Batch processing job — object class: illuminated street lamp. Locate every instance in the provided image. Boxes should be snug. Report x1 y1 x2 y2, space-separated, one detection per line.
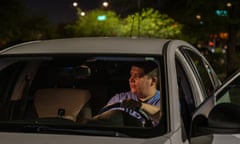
195 14 203 25
72 2 85 17
196 14 201 20
102 1 109 8
226 2 232 7
73 2 78 7
80 11 86 16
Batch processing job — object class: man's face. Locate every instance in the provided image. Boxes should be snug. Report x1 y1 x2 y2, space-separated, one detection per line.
129 66 152 99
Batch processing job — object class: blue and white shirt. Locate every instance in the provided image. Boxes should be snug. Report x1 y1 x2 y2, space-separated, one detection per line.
105 91 160 126
107 91 160 107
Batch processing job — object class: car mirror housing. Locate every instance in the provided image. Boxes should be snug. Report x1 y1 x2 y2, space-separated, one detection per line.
207 103 240 133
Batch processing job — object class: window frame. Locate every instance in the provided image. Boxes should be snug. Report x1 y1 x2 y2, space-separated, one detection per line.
0 55 166 138
179 47 219 101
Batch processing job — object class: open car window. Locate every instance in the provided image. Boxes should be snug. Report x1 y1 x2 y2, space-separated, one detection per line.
189 71 240 139
0 55 165 138
216 71 240 105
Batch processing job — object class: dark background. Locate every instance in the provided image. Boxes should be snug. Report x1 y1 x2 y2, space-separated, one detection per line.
1 0 240 78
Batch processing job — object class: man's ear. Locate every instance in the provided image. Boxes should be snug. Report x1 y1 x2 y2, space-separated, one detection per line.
151 76 158 86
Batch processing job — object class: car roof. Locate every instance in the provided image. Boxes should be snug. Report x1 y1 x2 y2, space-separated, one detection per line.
0 37 169 56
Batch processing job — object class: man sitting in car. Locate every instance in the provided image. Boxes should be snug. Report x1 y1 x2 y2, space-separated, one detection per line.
95 62 161 127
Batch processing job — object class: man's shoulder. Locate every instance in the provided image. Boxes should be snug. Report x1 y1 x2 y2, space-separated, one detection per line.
108 91 136 104
116 91 133 97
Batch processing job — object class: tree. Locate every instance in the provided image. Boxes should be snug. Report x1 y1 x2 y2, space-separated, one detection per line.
0 0 26 47
119 8 182 38
0 0 58 49
65 8 182 39
65 9 121 37
111 0 162 17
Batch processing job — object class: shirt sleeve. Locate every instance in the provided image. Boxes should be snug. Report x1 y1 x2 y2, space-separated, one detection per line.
107 91 135 105
107 93 121 105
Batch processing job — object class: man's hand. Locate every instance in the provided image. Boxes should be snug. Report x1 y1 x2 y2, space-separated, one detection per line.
121 99 142 110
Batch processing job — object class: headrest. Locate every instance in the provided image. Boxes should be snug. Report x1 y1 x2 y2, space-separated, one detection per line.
34 88 91 121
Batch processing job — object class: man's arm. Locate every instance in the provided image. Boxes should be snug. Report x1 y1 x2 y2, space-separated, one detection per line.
141 103 161 122
121 99 162 123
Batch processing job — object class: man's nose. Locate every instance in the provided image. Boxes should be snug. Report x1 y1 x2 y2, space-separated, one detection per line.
129 76 135 82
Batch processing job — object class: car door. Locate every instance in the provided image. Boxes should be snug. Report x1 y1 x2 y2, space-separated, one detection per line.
164 40 219 144
179 46 221 105
172 43 222 144
190 71 240 144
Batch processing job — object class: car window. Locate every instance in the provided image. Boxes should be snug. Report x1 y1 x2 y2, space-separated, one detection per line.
181 48 216 99
0 55 165 138
216 76 240 106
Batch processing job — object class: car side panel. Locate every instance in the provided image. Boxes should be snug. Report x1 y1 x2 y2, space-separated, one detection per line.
0 132 172 144
212 134 240 144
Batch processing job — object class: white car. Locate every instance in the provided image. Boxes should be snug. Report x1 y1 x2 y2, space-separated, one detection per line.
0 37 239 144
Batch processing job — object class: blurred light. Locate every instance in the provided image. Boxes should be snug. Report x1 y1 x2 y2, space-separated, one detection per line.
102 1 109 8
97 15 106 21
216 10 228 16
210 48 215 53
209 41 214 47
226 2 232 7
224 45 228 49
196 14 201 20
80 11 86 16
73 2 78 7
219 32 228 39
222 49 226 54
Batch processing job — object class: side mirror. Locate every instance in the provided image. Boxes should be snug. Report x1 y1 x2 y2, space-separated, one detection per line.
207 103 240 133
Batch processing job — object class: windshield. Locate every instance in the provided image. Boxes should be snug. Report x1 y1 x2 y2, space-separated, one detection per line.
0 55 165 138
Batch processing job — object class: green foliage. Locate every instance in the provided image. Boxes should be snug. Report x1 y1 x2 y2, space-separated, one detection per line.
65 8 182 38
65 9 121 37
119 8 182 38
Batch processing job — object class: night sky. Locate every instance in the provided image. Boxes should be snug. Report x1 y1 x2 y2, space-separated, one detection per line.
22 0 100 24
21 0 166 24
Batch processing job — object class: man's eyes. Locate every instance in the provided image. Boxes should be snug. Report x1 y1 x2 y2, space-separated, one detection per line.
130 74 143 79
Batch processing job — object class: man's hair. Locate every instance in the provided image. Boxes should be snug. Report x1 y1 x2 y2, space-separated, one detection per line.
132 61 159 79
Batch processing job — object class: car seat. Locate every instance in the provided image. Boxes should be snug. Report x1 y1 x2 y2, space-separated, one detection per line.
33 88 92 123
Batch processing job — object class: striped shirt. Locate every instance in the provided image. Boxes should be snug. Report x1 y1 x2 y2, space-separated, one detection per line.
106 91 160 126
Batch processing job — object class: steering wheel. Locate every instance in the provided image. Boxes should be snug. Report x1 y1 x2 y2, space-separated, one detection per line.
98 103 153 127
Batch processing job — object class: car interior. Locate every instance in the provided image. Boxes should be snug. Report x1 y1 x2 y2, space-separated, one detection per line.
0 55 163 132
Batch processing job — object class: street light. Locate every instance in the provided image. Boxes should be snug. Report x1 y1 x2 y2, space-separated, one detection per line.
102 1 109 8
80 11 86 16
226 2 232 7
72 2 86 17
196 14 201 20
196 14 203 25
72 2 78 7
